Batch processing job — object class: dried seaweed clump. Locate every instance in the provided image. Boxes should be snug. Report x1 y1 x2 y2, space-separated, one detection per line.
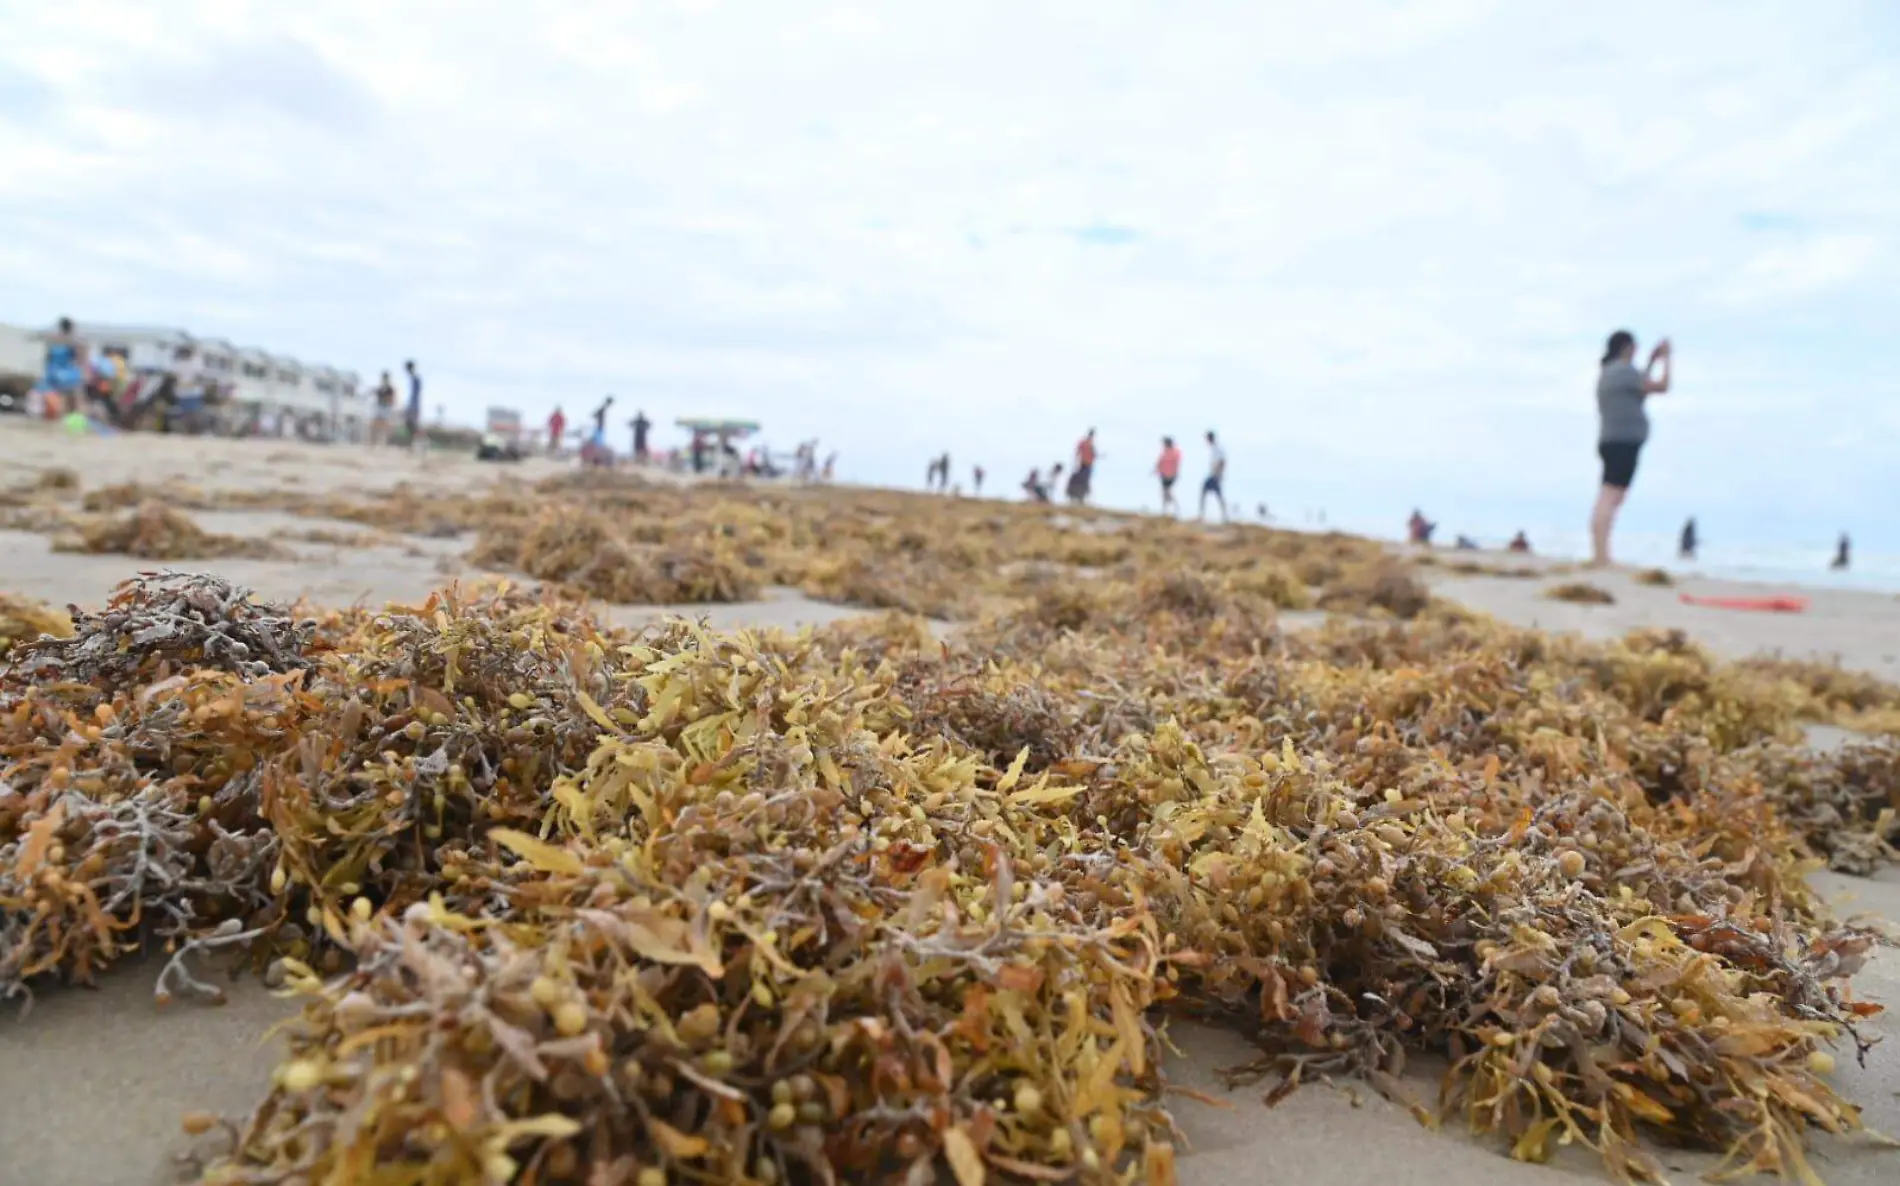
81 481 208 513
1634 567 1675 587
1735 740 1900 874
492 510 760 604
0 592 72 652
54 501 288 561
1736 654 1900 733
893 658 1083 771
0 576 319 1002
1317 559 1431 619
6 572 313 688
1445 560 1540 579
1546 580 1616 605
1222 562 1315 610
35 466 80 493
801 553 967 619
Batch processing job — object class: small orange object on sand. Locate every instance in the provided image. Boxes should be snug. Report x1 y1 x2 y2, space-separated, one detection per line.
1679 593 1809 613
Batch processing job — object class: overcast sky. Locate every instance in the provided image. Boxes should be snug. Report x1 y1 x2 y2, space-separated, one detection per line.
2 1 1894 546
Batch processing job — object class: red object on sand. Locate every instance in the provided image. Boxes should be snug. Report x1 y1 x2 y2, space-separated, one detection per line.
1678 593 1809 613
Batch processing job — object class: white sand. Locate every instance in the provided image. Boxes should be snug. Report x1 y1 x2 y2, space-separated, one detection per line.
1424 549 1900 682
2 422 1895 1185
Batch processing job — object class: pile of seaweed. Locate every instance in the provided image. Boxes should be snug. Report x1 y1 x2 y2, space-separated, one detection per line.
3 567 1897 1185
53 501 288 561
17 466 1397 619
0 592 71 653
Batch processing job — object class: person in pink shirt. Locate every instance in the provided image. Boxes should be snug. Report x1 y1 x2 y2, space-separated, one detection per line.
1155 436 1182 515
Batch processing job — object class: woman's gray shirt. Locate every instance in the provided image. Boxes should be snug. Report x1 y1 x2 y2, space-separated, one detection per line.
1597 361 1648 444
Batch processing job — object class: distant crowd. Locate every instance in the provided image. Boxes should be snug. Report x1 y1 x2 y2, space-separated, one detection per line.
922 428 1234 522
539 397 836 483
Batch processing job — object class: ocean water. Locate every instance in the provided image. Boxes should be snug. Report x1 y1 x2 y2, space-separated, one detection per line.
1467 527 1900 595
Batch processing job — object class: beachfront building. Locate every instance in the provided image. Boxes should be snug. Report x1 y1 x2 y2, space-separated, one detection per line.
54 321 368 439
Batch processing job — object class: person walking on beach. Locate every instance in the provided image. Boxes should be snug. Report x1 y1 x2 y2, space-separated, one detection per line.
972 465 985 496
1832 533 1851 571
1679 517 1698 561
1198 431 1227 523
1155 436 1181 515
1591 330 1670 567
939 452 953 493
403 360 424 453
546 406 566 457
629 409 652 463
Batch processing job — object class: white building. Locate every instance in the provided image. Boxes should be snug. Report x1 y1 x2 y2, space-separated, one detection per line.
0 322 41 382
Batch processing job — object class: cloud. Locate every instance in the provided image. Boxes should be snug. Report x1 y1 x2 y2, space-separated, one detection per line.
1070 226 1141 247
1719 234 1885 306
112 34 377 133
1 0 1897 547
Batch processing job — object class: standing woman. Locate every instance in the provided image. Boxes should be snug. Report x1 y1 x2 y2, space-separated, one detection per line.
1591 329 1670 567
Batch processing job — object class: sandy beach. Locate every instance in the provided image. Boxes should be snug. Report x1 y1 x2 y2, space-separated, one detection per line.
2 421 1896 1186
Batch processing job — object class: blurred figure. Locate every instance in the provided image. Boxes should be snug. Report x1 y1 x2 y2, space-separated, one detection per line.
37 317 87 417
1072 429 1097 504
972 465 985 496
403 360 424 453
1407 509 1437 545
1679 517 1698 561
1832 533 1851 571
1022 468 1050 503
1198 431 1226 522
371 371 396 446
1508 531 1532 554
1155 436 1181 515
1592 330 1671 566
546 405 566 457
630 409 652 463
582 396 615 467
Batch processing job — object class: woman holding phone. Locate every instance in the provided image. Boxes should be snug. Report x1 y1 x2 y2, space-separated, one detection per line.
1591 329 1671 567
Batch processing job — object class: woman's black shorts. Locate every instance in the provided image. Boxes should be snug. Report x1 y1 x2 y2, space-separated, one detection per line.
1598 441 1642 490
1160 476 1176 494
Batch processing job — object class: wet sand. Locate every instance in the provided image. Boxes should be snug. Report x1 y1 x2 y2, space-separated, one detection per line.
2 423 1896 1185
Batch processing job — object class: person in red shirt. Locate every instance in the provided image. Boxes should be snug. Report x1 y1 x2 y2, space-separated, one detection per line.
546 406 566 458
1072 429 1098 503
1155 436 1182 515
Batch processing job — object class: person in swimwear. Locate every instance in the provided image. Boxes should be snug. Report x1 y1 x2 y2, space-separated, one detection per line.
1155 436 1182 515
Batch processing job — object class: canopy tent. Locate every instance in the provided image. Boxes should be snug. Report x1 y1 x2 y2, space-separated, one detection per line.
676 417 760 438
